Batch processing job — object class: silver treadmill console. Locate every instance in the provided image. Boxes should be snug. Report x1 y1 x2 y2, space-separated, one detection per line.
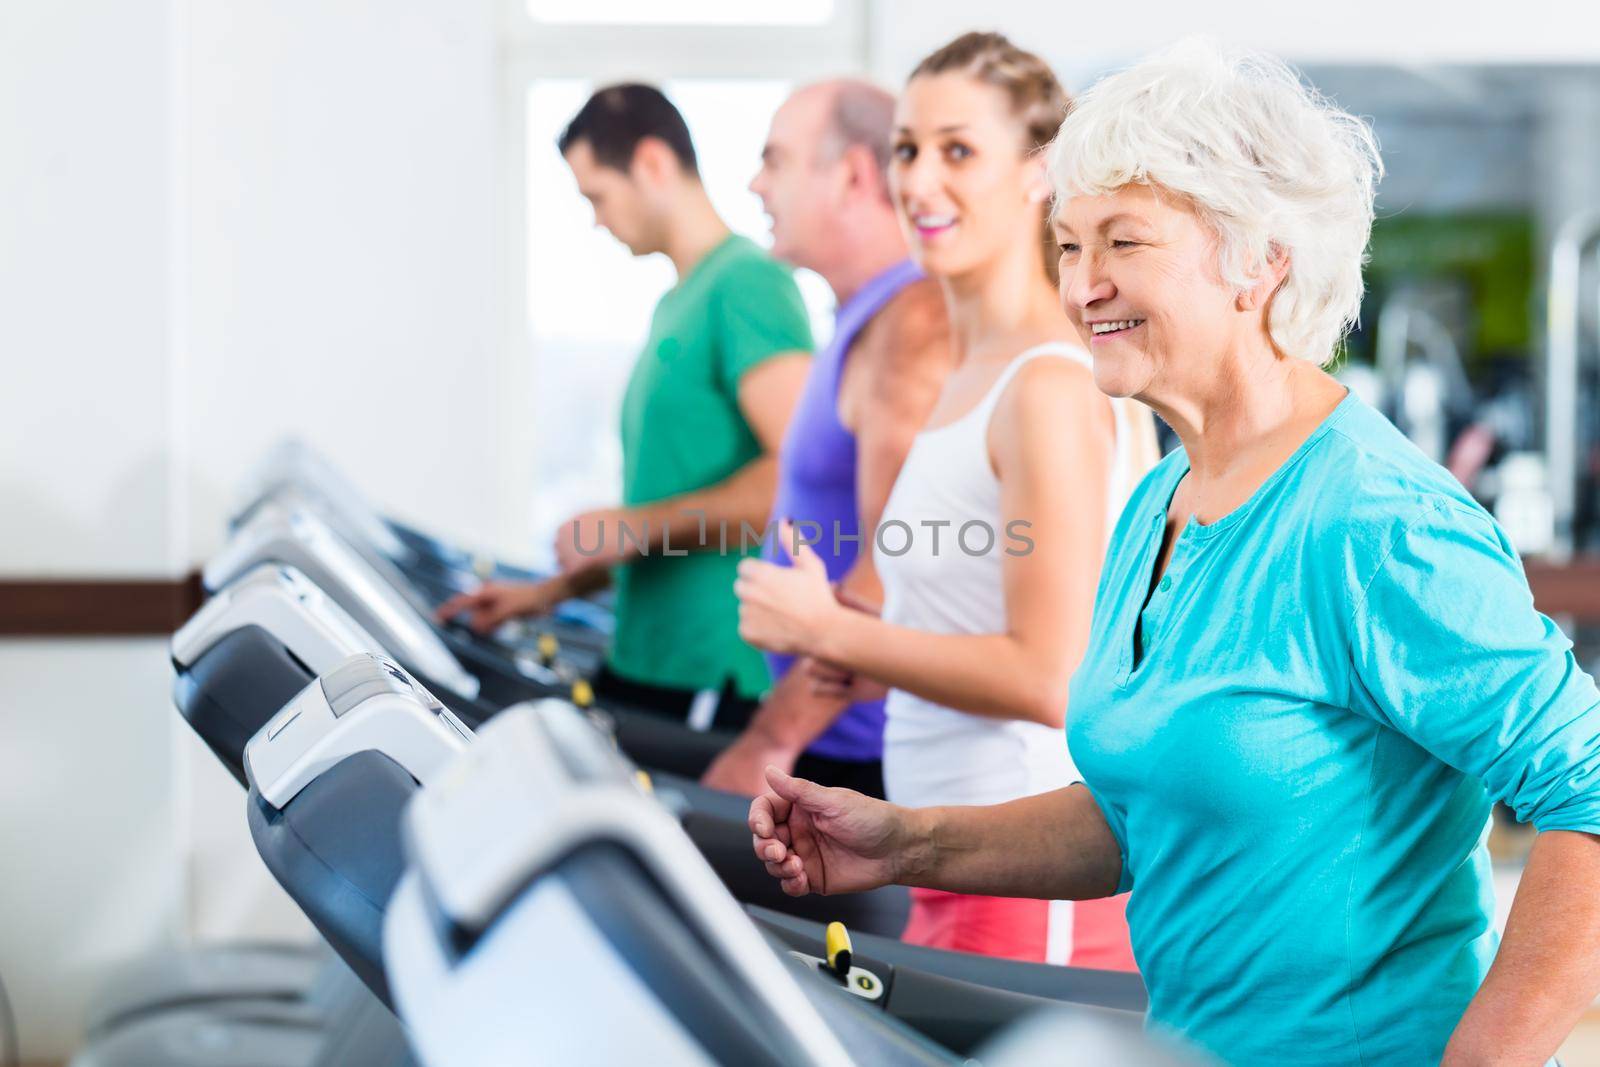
171 562 385 676
245 653 473 809
234 439 409 562
239 479 450 621
204 500 480 701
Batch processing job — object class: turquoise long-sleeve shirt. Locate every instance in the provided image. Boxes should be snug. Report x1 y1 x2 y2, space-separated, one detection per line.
1068 393 1600 1065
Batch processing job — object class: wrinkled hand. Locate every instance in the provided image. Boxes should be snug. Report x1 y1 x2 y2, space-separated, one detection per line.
434 579 564 634
701 733 798 797
554 507 640 574
806 657 890 704
734 522 839 656
748 766 905 897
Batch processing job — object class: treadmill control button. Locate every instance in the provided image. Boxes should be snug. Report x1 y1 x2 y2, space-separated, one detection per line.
783 951 886 1003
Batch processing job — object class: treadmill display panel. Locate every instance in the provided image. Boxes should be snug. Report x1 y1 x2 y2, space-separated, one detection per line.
320 655 445 718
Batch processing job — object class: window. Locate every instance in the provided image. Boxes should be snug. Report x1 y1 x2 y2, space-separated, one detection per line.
501 2 864 566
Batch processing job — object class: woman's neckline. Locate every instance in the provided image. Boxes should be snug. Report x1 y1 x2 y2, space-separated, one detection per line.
917 341 1085 437
1162 388 1358 540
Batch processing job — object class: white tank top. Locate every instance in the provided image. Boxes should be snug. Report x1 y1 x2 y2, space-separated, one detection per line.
875 342 1145 808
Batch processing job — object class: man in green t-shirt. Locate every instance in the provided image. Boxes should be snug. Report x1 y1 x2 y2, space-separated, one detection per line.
440 84 811 729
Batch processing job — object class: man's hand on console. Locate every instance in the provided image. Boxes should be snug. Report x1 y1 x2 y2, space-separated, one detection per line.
435 578 567 635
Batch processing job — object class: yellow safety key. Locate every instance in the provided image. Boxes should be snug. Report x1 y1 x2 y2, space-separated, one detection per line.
824 921 853 980
537 633 559 664
570 679 594 708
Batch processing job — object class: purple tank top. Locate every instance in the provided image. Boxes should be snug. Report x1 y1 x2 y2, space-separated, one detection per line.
764 259 925 762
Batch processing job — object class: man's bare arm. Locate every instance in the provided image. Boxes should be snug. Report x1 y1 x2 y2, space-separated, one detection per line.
835 280 953 607
739 284 950 752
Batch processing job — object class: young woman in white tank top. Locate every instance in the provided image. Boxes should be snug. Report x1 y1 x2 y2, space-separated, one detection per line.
876 341 1144 811
735 33 1158 968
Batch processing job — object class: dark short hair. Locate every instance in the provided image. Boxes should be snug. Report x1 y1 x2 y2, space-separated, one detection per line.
557 84 699 176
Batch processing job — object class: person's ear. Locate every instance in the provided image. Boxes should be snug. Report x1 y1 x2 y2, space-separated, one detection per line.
630 137 679 187
1237 243 1290 312
839 143 876 197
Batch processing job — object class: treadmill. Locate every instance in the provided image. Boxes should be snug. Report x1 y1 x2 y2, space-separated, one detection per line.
383 699 1188 1066
77 563 791 1066
231 440 611 652
203 501 718 768
176 561 755 801
174 592 909 936
242 656 1148 1054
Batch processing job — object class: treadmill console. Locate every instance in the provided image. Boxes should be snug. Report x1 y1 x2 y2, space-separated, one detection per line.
246 653 473 809
204 500 481 701
171 562 384 676
234 439 410 562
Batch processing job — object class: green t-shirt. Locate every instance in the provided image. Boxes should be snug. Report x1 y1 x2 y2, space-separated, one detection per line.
610 234 813 697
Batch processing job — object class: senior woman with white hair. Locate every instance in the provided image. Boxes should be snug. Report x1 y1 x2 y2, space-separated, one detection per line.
744 39 1600 1066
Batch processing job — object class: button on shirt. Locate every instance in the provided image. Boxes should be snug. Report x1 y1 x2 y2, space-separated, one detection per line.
1068 393 1600 1065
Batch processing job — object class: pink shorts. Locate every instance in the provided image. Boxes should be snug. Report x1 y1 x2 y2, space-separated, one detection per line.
901 887 1137 971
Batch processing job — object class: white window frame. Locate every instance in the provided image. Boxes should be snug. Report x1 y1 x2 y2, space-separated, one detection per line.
490 0 869 558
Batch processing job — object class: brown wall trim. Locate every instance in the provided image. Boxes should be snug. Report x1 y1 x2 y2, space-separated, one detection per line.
0 574 205 637
1525 562 1600 622
2 564 1599 633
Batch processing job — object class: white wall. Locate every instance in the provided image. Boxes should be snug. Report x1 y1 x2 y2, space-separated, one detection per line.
180 0 506 565
0 642 185 1056
1 0 508 572
0 1 179 578
0 3 186 1059
869 0 1600 85
1 1 503 1058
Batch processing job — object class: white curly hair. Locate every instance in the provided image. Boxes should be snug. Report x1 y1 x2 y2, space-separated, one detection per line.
1048 38 1384 364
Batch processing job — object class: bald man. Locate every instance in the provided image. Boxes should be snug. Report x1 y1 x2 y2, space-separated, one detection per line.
702 81 954 797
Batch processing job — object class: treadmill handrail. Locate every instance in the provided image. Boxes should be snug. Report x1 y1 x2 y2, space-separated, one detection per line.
204 500 480 700
402 704 856 1067
238 481 447 619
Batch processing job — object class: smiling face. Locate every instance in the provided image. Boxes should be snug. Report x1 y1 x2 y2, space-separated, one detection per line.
888 73 1047 282
1054 184 1259 400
